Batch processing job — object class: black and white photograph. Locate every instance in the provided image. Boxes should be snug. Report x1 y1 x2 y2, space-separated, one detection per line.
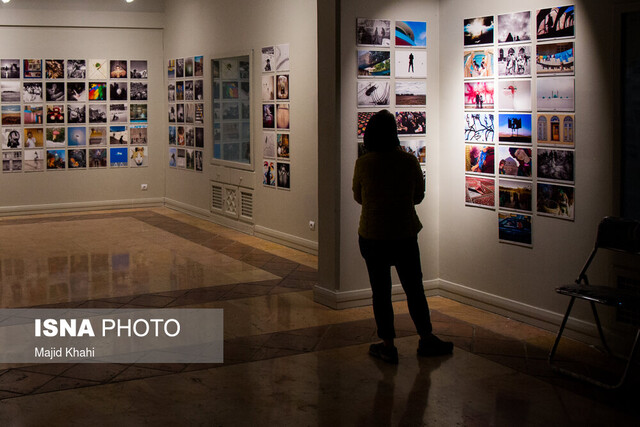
185 57 194 78
168 83 176 102
195 127 204 148
357 80 390 107
110 103 129 123
2 81 21 102
497 44 532 77
176 103 185 122
277 162 291 189
185 103 195 123
537 148 575 183
23 82 43 102
67 104 86 124
176 58 184 78
1 59 21 78
45 59 65 79
23 149 45 172
89 104 108 123
275 43 290 71
356 18 391 46
184 80 193 101
498 11 531 43
3 150 22 173
67 59 87 79
195 103 204 124
130 82 148 101
194 80 203 100
262 46 275 72
130 60 148 79
110 82 128 101
195 149 203 172
45 82 65 102
67 82 87 102
2 127 22 149
263 132 276 158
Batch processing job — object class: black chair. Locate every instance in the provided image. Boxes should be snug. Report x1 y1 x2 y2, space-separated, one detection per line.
548 216 640 389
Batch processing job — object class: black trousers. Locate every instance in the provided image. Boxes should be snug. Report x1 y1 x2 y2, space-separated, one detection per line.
359 235 433 340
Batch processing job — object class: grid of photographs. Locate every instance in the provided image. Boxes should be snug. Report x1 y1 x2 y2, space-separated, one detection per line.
463 5 576 247
168 55 204 172
262 44 291 190
356 19 428 174
1 58 149 172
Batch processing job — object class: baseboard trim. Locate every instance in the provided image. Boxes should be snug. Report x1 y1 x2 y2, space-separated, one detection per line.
0 198 164 217
163 198 255 235
255 225 318 255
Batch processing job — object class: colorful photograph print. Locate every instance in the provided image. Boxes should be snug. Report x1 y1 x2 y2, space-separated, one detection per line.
464 113 495 143
194 56 204 77
23 82 43 102
497 44 532 77
465 144 495 175
499 179 533 212
400 139 426 163
396 111 426 135
46 105 65 124
46 149 66 170
67 60 86 79
464 49 494 78
23 149 45 172
395 81 426 106
130 146 148 167
263 104 275 128
2 127 22 149
357 81 390 106
24 128 43 148
24 105 44 125
89 148 107 168
110 126 128 145
536 113 574 146
130 125 147 145
263 161 276 186
395 21 427 47
276 104 290 130
537 148 574 183
465 175 495 208
396 50 426 78
498 79 531 111
276 74 289 100
357 111 375 138
45 127 65 147
277 134 290 159
168 147 177 167
1 104 21 126
130 104 148 123
88 82 107 101
110 147 128 167
89 127 107 145
67 126 87 146
498 212 532 246
222 82 238 99
262 75 274 101
1 81 21 102
88 59 107 79
277 162 291 189
536 6 575 40
356 18 391 46
110 60 127 78
68 149 86 169
464 16 494 46
537 77 574 111
167 59 176 79
45 60 64 79
498 11 531 43
536 42 574 75
537 183 575 220
130 60 148 79
464 81 494 110
23 59 42 79
498 146 532 178
357 50 391 77
498 113 532 143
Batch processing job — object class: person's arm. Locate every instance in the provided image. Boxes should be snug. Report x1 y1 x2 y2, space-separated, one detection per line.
353 160 363 205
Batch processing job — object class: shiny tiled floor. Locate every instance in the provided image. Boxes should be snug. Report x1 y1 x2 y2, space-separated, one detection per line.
0 208 638 425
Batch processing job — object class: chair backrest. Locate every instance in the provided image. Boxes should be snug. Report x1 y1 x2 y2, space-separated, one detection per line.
596 216 640 254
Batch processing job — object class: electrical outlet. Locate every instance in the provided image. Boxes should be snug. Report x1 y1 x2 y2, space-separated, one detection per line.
141 184 148 191
309 220 316 231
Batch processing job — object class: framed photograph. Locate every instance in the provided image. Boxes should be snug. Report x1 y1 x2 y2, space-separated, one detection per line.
537 77 574 111
276 104 290 130
497 44 532 77
24 128 44 148
194 56 204 77
110 103 129 123
275 44 290 71
276 74 289 100
67 60 86 79
110 82 128 101
464 81 494 110
88 104 107 124
110 147 128 167
109 60 127 78
24 149 45 172
464 16 494 46
1 59 20 78
67 104 86 124
68 149 87 168
464 49 494 79
499 179 533 212
67 82 87 102
356 18 391 46
498 212 532 246
263 104 275 128
536 113 574 147
130 82 148 101
88 82 107 101
498 11 531 43
46 105 65 124
277 162 291 189
89 126 107 146
88 59 108 79
357 80 390 106
396 50 427 78
45 127 65 147
130 146 148 167
537 182 575 220
466 144 495 175
1 105 21 126
130 60 148 79
357 111 375 138
130 125 147 145
396 111 426 135
358 50 391 77
537 148 574 183
498 79 531 111
465 175 495 209
23 82 43 102
277 133 290 159
262 75 274 101
23 59 43 79
45 82 65 102
24 105 44 125
497 146 532 178
46 149 66 170
263 160 276 186
498 113 532 144
395 81 426 106
2 127 22 149
400 139 426 163
464 112 495 143
45 60 64 79
536 42 574 75
262 46 275 72
89 148 107 168
1 81 21 102
167 59 176 79
110 126 128 145
395 20 427 47
536 6 575 40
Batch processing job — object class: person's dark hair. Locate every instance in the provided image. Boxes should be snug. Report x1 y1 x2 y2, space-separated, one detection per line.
363 109 399 152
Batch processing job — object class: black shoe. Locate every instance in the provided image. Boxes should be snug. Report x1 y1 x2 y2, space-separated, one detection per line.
417 334 453 357
369 342 399 364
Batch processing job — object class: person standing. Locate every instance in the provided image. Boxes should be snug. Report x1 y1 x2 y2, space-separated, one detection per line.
353 110 453 364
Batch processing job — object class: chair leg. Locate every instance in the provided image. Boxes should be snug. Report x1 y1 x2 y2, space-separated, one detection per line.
549 297 575 363
612 328 640 389
590 301 611 355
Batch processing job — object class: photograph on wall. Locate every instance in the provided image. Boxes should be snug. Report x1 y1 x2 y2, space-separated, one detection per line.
110 82 128 101
464 81 494 110
110 103 128 123
275 44 290 71
497 146 532 178
263 132 276 158
167 59 176 79
277 162 291 189
67 82 87 102
263 104 275 128
23 149 44 172
536 6 575 40
223 103 239 121
89 148 107 168
178 57 189 78
396 111 426 135
395 50 426 78
536 42 574 75
89 126 107 145
499 179 533 212
66 60 86 79
68 149 87 169
220 59 237 79
176 81 184 100
88 82 107 101
465 175 495 209
2 105 21 126
537 148 574 183
2 151 22 173
168 147 177 167
23 82 43 102
497 11 531 43
276 104 290 130
169 126 176 145
262 46 275 72
185 103 195 123
2 81 21 102
130 125 147 145
67 127 86 147
357 80 390 106
24 105 44 125
222 81 238 99
357 50 391 77
194 80 203 100
464 112 495 143
45 60 64 79
23 59 43 79
464 49 494 78
177 126 185 145
395 20 427 47
46 104 65 124
130 104 148 123
498 113 532 143
223 122 240 140
536 113 574 147
110 60 127 78
46 149 66 170
89 104 107 123
195 103 204 124
130 60 147 79
24 128 43 148
537 77 574 111
195 127 204 148
2 127 22 149
239 81 249 100
497 44 532 77
263 161 276 186
195 150 203 172
356 18 391 46
110 126 128 145
537 182 575 220
194 56 204 77
498 212 532 246
465 144 495 175
262 75 274 101
89 59 108 79
464 16 494 46
67 104 86 124
130 146 148 167
276 74 289 100
109 147 128 167
400 139 426 163
45 127 65 147
176 103 184 122
498 79 531 111
395 81 426 106
176 148 186 168
184 81 194 101
45 82 65 102
277 133 290 159
357 111 375 138
1 59 20 78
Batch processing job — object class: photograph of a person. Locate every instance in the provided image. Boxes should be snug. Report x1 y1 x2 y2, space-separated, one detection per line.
262 75 274 101
497 44 531 77
464 49 493 78
263 104 275 128
89 104 107 123
110 82 128 101
499 179 533 212
89 127 107 145
536 113 574 146
130 146 148 167
130 82 148 101
110 147 128 167
194 56 204 77
498 113 532 143
88 82 107 101
110 60 127 78
46 149 66 170
464 16 494 46
177 126 185 145
23 59 42 79
24 105 44 125
1 59 20 78
88 59 107 79
399 139 426 163
277 162 290 189
464 81 494 110
130 105 147 124
277 133 290 159
263 160 276 186
67 127 87 146
464 112 495 143
2 127 22 149
1 105 21 126
356 18 391 46
536 5 575 40
276 104 290 130
194 80 203 100
395 50 426 78
537 182 575 220
536 42 574 75
465 144 495 175
67 82 87 102
498 79 531 111
67 60 86 79
45 82 65 102
537 76 575 111
89 148 107 168
276 74 289 100
395 81 426 106
67 104 86 124
357 50 391 77
1 81 21 102
45 127 65 147
396 111 426 135
395 20 427 47
498 212 532 246
357 111 375 138
68 149 87 169
130 60 148 79
110 103 128 122
465 175 495 208
45 59 64 79
537 148 574 183
497 11 531 43
23 82 43 102
262 46 274 72
110 125 128 145
23 149 45 172
357 81 390 106
497 146 532 178
24 128 44 148
130 125 147 145
46 104 65 124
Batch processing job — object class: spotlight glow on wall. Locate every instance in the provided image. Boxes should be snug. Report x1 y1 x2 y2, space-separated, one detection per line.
1 0 11 4
126 0 134 3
